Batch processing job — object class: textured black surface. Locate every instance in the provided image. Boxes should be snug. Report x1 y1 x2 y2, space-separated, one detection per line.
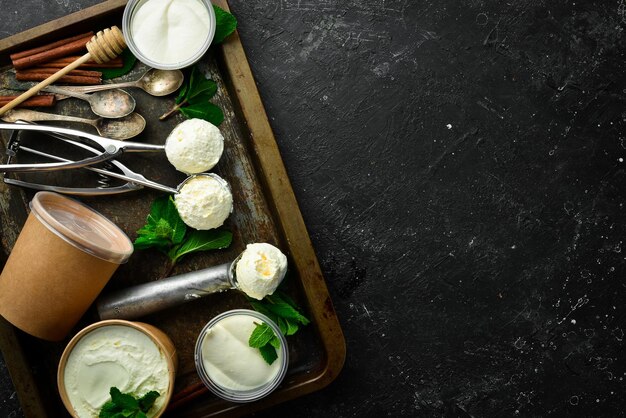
1 0 626 417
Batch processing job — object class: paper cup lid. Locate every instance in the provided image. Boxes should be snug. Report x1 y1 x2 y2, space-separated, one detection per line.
30 192 133 264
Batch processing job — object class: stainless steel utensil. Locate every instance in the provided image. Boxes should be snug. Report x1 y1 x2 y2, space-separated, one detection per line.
60 68 184 96
43 85 136 118
2 109 146 140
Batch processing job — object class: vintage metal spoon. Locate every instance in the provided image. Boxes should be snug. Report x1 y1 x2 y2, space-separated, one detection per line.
1 109 145 140
43 85 135 118
60 68 184 96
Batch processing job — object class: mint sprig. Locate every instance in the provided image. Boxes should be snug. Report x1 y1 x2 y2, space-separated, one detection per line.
134 196 233 269
248 291 310 364
159 65 223 124
99 387 159 418
213 5 238 44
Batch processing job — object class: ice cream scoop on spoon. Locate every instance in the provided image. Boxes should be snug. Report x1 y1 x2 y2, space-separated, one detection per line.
96 243 288 320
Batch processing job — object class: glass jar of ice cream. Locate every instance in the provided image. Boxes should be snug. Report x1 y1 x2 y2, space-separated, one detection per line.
122 0 216 69
194 309 289 402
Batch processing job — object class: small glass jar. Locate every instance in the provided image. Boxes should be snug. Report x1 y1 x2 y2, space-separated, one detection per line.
122 0 216 70
194 309 289 402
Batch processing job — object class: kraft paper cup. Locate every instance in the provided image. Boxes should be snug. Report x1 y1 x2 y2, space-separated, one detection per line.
58 320 177 418
0 192 133 341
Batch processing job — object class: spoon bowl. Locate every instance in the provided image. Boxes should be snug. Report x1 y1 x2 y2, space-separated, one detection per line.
95 112 146 140
138 69 185 96
43 86 135 118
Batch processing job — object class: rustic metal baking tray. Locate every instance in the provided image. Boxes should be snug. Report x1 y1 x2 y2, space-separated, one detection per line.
0 1 345 416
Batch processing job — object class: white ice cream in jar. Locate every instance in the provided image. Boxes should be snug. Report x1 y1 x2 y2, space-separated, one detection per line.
124 0 216 69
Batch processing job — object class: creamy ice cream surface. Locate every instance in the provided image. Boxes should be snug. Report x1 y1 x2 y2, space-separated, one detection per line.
174 174 233 230
165 119 224 174
200 314 283 391
63 325 170 418
235 243 288 300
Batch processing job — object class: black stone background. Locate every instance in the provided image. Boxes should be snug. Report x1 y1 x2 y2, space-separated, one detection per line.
1 0 626 417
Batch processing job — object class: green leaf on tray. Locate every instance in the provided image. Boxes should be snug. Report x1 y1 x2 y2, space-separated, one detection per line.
169 229 233 264
134 196 232 267
179 102 224 125
213 5 238 44
247 290 310 365
100 48 137 80
99 387 159 418
160 65 223 124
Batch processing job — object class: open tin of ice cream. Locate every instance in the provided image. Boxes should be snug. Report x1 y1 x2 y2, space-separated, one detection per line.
58 320 177 418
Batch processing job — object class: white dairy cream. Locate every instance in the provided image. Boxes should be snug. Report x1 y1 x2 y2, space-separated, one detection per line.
63 325 170 418
165 119 224 174
174 175 233 230
200 314 282 391
236 243 288 300
130 0 211 65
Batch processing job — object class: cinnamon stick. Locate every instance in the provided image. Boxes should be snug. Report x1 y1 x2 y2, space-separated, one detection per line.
15 72 101 85
18 68 102 78
0 95 55 107
9 32 94 61
12 36 93 70
38 56 124 69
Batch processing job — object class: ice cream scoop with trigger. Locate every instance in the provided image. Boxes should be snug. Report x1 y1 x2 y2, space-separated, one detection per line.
96 243 288 320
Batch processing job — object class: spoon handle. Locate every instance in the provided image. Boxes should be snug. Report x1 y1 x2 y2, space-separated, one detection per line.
62 80 138 93
2 109 94 126
96 263 234 320
42 85 92 101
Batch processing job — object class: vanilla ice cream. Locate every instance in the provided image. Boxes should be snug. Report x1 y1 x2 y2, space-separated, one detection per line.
63 325 170 418
165 119 224 174
199 313 284 391
174 174 233 230
235 243 288 300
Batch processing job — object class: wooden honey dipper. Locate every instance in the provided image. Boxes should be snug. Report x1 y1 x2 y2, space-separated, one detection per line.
0 26 126 116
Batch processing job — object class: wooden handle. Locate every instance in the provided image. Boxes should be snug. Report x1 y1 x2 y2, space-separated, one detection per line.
0 26 126 116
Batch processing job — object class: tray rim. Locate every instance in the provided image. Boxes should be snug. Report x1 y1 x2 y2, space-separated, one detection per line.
0 0 346 416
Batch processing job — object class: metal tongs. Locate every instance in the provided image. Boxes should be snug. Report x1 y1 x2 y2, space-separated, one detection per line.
0 122 171 196
0 122 163 173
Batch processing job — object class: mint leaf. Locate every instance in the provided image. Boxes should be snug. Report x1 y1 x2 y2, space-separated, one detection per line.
138 390 160 412
179 102 224 125
101 49 137 80
134 197 187 251
284 318 299 336
269 335 281 350
133 235 171 252
170 229 232 263
248 290 310 364
160 64 224 124
99 388 160 418
259 343 278 365
110 387 138 410
187 66 218 102
213 5 238 44
265 294 310 325
249 323 275 348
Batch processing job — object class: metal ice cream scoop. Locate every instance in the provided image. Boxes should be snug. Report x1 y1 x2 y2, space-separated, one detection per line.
96 253 245 320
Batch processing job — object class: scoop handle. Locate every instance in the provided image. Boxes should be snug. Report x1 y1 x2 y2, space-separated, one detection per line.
96 263 234 320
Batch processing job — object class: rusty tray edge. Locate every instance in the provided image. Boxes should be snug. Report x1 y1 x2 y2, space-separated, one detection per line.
0 0 346 416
